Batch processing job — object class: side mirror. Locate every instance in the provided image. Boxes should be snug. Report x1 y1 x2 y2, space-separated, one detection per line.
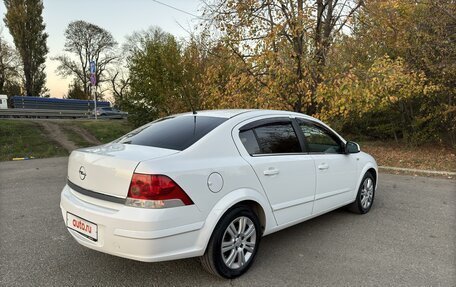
345 141 360 154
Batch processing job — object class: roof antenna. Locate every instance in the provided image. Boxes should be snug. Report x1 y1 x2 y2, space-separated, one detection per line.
181 91 196 115
188 96 197 115
180 77 197 115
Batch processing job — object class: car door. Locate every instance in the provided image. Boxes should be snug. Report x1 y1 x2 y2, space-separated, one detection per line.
234 117 316 226
295 118 358 215
112 108 122 118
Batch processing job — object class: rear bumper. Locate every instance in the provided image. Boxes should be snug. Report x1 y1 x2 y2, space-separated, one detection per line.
60 184 206 262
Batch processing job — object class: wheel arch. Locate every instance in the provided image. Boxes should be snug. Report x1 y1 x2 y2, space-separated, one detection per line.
366 167 377 185
231 200 266 234
195 188 276 255
358 162 379 192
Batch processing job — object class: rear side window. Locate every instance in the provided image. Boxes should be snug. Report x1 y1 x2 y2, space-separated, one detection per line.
239 121 301 155
239 130 261 155
116 116 227 151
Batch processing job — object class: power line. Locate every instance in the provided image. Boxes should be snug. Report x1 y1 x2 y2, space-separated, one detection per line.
151 0 202 19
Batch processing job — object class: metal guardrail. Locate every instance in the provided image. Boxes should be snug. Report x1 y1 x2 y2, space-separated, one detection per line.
0 109 91 118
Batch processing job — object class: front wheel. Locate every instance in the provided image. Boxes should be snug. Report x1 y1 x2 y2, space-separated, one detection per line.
348 172 376 214
200 205 261 278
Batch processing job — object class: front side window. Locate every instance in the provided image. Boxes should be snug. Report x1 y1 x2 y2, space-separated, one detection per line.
298 120 342 153
239 121 301 155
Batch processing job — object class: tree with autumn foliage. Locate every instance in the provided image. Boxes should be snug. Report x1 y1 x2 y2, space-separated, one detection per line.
119 0 454 145
3 0 48 96
122 27 208 126
197 0 454 145
320 0 455 144
0 30 21 95
202 0 363 114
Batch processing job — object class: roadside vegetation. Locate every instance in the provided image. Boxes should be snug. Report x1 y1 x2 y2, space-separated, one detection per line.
0 120 67 161
1 119 454 178
71 120 132 143
2 1 454 148
0 1 454 173
0 120 132 161
361 141 456 173
117 0 455 149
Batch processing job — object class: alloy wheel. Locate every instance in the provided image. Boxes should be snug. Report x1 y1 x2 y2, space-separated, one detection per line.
360 177 374 209
221 216 257 269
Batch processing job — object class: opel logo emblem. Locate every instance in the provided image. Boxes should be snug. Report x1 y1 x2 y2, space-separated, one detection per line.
79 166 86 180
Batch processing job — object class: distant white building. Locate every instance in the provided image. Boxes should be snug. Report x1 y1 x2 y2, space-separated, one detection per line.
0 95 8 109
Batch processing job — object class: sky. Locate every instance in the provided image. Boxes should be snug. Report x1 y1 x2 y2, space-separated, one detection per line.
0 0 203 98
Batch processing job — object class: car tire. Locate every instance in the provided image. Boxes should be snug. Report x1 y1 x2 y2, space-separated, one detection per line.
347 172 376 214
200 205 261 278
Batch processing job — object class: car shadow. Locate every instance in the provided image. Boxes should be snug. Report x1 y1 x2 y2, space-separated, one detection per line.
61 206 373 285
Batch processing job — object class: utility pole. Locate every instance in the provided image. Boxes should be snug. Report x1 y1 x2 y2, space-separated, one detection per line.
90 61 97 120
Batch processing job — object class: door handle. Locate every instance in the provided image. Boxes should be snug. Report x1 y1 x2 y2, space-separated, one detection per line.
263 168 280 176
318 163 329 170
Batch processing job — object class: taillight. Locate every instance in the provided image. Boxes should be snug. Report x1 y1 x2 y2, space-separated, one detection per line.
126 173 193 209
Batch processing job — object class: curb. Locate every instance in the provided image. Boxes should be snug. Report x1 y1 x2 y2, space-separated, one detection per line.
379 166 456 176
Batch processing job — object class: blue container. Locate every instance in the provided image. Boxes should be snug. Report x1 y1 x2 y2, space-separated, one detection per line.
11 96 110 110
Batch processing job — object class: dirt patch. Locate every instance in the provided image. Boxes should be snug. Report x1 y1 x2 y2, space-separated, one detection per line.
37 121 78 152
66 125 102 146
361 141 456 174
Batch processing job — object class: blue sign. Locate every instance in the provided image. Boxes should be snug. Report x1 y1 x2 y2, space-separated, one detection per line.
90 74 96 86
90 61 96 74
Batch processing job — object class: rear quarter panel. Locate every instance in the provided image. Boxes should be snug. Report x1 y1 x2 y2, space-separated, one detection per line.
134 119 277 239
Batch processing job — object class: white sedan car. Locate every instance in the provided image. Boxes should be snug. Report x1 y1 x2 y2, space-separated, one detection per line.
60 109 377 278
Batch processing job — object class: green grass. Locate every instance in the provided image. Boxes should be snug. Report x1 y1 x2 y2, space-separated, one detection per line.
0 119 133 161
0 120 68 161
73 120 133 143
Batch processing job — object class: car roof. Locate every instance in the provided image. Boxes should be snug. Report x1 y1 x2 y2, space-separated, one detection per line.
176 109 315 120
175 109 252 118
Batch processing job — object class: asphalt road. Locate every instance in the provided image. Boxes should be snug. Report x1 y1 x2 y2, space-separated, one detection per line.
1 157 455 286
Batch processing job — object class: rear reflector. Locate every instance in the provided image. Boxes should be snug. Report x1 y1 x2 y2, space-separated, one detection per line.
126 173 193 208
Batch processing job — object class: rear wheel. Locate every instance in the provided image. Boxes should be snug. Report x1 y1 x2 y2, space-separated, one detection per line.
200 205 261 278
348 172 375 214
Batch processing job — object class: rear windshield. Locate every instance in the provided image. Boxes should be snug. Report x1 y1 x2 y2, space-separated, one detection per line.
115 116 227 151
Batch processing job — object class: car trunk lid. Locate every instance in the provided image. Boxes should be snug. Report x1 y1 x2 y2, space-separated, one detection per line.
67 143 178 199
